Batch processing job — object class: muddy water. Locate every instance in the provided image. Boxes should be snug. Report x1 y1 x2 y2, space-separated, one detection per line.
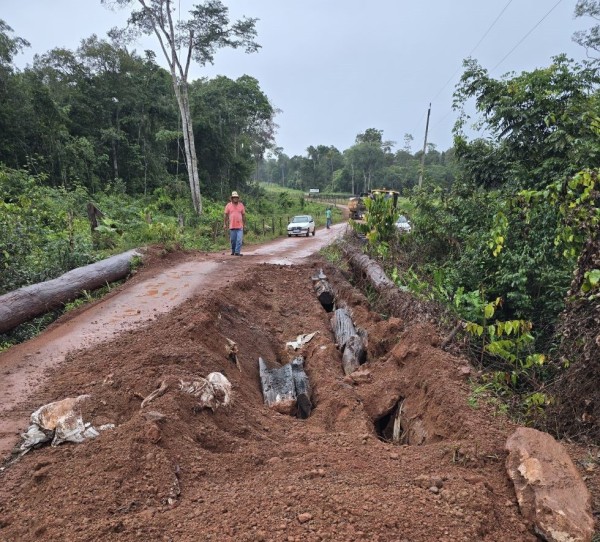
0 223 347 456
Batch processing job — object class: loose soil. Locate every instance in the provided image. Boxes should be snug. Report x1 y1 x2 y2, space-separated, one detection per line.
0 230 599 541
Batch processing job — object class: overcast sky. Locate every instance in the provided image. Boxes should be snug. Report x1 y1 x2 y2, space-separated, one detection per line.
4 0 590 157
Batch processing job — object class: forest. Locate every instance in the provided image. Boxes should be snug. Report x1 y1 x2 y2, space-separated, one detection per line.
1 0 599 440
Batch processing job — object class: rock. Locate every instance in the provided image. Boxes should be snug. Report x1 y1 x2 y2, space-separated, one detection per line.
142 410 166 422
347 367 372 384
297 513 312 524
458 365 471 377
144 422 161 444
505 427 594 542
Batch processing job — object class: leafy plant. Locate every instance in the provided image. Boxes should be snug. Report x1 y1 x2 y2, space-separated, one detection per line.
350 194 397 258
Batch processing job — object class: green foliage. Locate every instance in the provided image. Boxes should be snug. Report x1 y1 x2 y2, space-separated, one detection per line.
454 55 600 190
463 296 547 398
350 194 397 258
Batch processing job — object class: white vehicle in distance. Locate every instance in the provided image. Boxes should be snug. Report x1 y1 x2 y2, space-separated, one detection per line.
287 215 316 237
395 214 412 233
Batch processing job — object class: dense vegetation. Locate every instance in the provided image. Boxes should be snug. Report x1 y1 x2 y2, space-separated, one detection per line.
350 49 600 427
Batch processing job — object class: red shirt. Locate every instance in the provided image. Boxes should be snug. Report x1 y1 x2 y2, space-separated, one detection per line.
225 201 245 229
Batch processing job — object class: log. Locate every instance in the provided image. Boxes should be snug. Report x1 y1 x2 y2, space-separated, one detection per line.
332 308 356 351
0 249 141 334
258 357 296 415
343 244 396 293
314 279 334 310
342 241 435 324
332 308 366 375
291 356 312 419
342 335 365 375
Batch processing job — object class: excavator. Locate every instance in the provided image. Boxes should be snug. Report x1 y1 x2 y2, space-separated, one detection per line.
348 189 399 220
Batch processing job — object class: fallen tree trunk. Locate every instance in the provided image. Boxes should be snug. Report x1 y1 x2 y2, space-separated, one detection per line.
341 240 437 326
0 249 141 334
291 356 312 419
342 244 396 293
332 308 366 375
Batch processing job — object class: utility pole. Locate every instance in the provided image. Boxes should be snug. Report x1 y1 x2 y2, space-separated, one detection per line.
418 103 431 188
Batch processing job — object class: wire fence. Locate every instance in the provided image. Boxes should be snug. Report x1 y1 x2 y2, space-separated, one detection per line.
208 209 341 240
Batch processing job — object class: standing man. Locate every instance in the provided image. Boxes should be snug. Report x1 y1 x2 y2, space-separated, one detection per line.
325 207 332 229
224 191 246 256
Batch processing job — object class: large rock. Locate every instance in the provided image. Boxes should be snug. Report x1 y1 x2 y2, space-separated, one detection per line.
505 427 594 542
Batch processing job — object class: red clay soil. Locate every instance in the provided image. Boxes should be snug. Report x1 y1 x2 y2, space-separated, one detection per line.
0 246 599 541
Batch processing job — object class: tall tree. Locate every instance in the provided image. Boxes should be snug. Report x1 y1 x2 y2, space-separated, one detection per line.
573 0 600 56
103 0 260 214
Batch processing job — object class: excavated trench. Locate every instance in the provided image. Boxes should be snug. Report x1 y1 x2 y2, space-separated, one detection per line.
1 253 557 542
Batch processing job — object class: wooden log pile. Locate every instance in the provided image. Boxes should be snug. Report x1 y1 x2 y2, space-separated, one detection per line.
331 307 366 375
259 356 312 418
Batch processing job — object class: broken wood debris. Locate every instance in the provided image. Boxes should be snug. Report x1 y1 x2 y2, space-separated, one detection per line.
180 372 232 412
331 308 366 375
291 357 312 419
286 332 318 350
140 380 169 409
138 373 232 412
259 356 313 418
225 338 242 371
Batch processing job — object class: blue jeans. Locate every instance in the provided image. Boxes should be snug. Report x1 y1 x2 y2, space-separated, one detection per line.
326 217 332 229
230 228 243 254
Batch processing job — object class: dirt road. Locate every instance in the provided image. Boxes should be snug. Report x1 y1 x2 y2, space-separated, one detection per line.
0 222 597 541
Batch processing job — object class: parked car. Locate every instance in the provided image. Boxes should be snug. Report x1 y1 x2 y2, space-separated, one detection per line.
287 215 315 237
395 214 412 233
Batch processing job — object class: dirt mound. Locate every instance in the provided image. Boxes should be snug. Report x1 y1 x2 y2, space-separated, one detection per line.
0 257 589 541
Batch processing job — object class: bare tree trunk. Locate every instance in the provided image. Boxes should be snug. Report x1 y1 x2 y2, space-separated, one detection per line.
175 83 202 215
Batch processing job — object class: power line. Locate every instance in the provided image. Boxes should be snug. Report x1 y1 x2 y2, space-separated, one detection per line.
430 0 514 103
428 0 565 144
491 0 564 72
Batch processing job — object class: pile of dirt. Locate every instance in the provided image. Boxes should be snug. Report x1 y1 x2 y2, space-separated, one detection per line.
0 256 596 541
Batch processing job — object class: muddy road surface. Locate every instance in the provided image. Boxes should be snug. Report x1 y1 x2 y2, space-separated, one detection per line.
0 223 598 541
